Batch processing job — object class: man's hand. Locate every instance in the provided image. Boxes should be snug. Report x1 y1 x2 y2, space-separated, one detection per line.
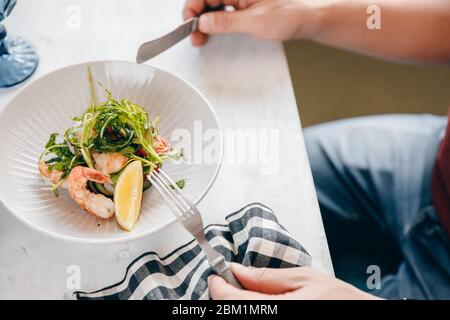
182 0 316 46
208 264 380 300
183 0 450 63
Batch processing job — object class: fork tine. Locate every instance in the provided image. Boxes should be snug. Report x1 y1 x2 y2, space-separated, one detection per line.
156 169 195 209
152 170 192 212
148 176 179 216
151 170 197 220
149 175 187 219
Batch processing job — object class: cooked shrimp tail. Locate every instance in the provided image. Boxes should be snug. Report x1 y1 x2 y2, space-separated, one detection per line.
153 136 170 154
67 166 114 219
38 160 64 185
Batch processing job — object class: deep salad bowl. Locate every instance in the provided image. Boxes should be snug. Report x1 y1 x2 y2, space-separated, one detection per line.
0 61 222 243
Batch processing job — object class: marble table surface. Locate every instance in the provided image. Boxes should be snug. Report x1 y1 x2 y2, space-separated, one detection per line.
0 0 333 299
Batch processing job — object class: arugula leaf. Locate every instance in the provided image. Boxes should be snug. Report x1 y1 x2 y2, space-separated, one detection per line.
176 179 186 189
169 179 185 190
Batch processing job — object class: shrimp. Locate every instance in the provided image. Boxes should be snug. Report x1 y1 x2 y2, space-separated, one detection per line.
153 136 170 154
92 152 128 175
38 160 64 185
67 166 114 219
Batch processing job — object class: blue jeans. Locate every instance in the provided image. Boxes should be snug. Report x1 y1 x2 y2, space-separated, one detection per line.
304 114 450 299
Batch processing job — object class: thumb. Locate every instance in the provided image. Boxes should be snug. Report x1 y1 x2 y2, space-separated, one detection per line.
231 263 304 294
198 10 252 34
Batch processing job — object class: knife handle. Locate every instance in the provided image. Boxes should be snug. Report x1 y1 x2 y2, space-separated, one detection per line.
211 257 243 289
190 4 226 33
204 4 226 13
217 266 243 289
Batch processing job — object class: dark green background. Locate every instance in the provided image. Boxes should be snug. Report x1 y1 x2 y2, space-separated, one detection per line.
285 41 450 127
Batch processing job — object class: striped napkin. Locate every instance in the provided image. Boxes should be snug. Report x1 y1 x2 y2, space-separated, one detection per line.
75 203 312 300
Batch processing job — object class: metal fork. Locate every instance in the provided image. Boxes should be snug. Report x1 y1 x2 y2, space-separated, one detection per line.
148 169 242 289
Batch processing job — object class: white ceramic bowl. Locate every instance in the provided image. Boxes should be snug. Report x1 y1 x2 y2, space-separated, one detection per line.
0 61 222 243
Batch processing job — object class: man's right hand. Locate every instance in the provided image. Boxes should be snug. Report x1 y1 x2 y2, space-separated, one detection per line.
182 0 316 46
183 0 450 63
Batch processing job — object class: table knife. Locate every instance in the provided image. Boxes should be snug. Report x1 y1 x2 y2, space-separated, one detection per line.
136 5 224 64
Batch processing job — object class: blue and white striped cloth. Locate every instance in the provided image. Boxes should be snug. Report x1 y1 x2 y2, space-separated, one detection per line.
75 203 312 300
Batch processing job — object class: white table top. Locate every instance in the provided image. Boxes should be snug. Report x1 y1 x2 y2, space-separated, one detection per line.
0 0 333 299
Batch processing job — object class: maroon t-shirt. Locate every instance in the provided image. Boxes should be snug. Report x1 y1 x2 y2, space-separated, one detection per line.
431 108 450 237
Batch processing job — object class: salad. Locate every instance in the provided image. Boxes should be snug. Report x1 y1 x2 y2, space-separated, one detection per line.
38 68 183 230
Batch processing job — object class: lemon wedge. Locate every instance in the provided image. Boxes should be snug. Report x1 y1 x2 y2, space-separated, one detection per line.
114 160 143 231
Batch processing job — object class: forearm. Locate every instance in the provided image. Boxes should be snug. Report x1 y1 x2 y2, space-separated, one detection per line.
303 0 450 63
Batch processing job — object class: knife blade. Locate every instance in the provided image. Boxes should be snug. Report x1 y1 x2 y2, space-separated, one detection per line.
136 5 225 64
136 17 198 64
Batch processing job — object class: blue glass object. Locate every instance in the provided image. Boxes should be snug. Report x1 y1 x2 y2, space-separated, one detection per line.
0 0 38 88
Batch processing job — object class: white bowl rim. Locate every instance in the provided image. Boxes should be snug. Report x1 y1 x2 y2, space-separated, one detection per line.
0 60 223 244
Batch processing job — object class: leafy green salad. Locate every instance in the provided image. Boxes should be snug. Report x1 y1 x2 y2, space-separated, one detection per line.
38 68 183 198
